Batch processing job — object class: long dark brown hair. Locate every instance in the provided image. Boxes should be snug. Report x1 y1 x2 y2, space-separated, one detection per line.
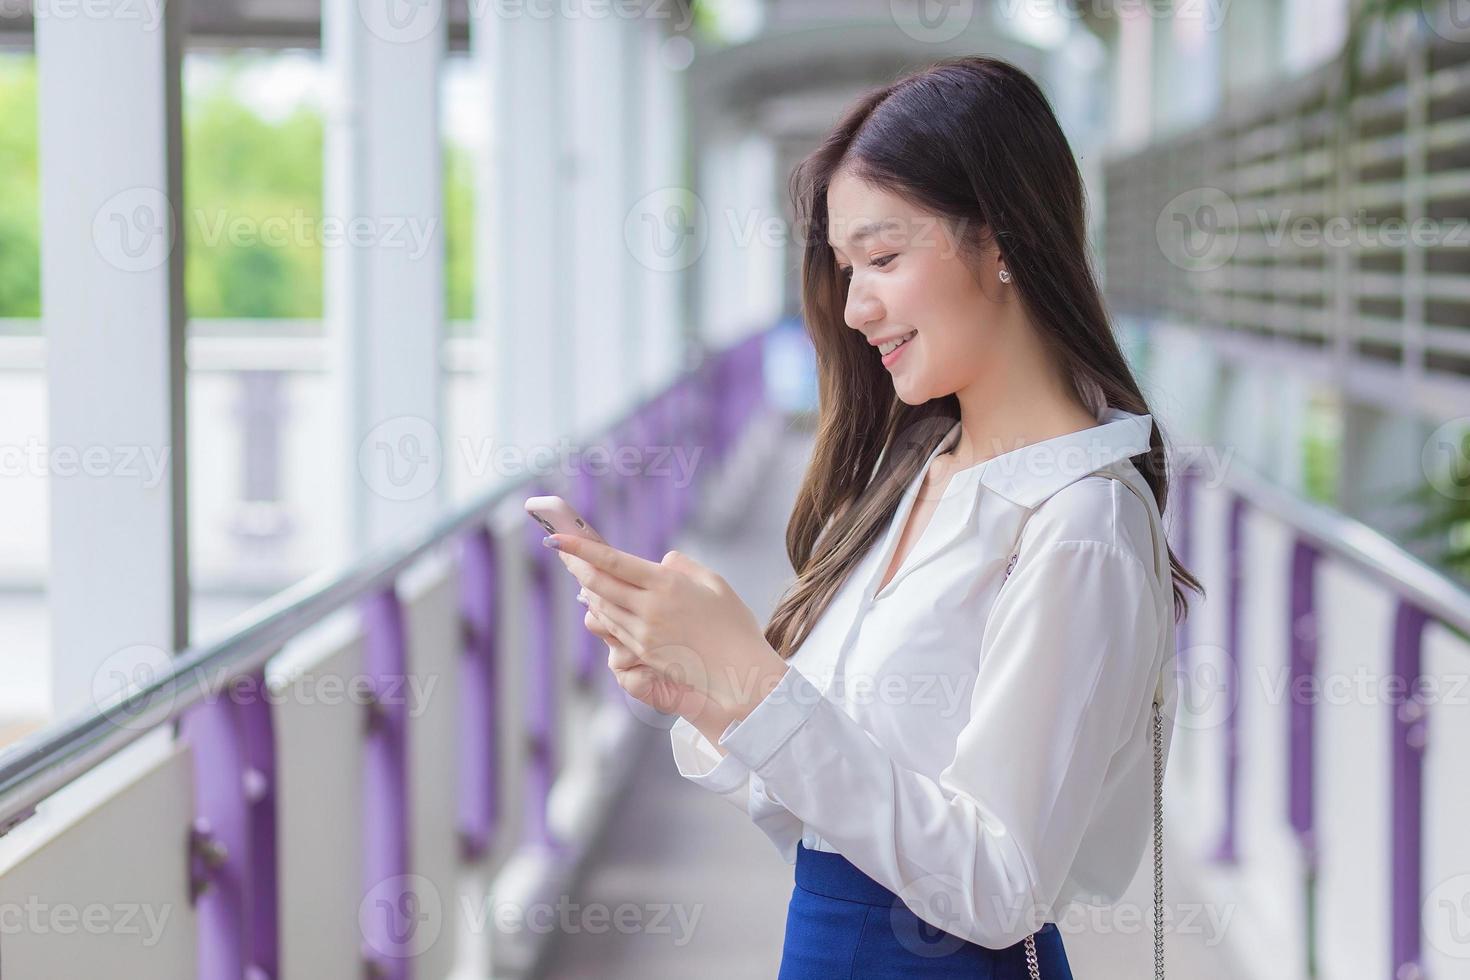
764 55 1205 661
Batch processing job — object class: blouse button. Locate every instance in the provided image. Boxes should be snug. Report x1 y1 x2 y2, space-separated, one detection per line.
1004 553 1018 576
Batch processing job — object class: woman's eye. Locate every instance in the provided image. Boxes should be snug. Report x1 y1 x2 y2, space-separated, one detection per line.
837 255 895 279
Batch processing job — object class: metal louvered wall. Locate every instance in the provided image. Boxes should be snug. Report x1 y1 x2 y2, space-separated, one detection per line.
1103 20 1470 416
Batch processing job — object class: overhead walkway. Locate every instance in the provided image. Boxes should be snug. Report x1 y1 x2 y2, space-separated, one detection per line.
3 327 1467 980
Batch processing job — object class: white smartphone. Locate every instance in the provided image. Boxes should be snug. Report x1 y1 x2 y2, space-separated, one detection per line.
524 495 607 544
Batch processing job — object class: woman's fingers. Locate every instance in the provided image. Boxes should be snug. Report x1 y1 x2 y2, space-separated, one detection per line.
585 607 614 642
585 605 640 654
562 551 645 611
606 642 641 671
593 613 707 718
584 601 636 652
583 591 640 647
549 534 662 589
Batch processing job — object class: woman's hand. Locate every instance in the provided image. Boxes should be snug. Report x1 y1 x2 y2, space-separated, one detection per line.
584 604 711 718
547 535 790 723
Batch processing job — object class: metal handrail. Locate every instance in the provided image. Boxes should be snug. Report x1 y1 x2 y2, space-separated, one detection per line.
0 361 709 836
1185 451 1470 638
10 351 1465 840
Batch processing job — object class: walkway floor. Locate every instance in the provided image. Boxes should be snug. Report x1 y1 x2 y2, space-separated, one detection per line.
537 415 1246 979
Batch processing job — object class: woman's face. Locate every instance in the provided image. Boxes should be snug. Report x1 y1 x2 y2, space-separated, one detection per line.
825 169 1004 405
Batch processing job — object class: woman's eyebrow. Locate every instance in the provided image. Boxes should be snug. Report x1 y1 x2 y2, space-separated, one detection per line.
827 218 903 251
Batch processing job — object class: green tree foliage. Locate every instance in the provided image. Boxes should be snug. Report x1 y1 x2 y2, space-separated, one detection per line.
443 139 475 326
0 57 39 320
0 53 473 323
184 64 325 319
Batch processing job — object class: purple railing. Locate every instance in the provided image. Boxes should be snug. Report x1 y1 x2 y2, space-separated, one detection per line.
1389 600 1430 979
1173 456 1467 980
0 325 778 980
457 526 500 863
522 481 561 853
358 586 412 977
183 668 279 980
1210 493 1245 864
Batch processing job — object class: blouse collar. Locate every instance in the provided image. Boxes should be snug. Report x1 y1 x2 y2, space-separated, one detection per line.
935 407 1154 509
854 407 1155 608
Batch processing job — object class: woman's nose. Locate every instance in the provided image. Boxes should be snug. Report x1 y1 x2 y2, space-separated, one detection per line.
844 278 883 332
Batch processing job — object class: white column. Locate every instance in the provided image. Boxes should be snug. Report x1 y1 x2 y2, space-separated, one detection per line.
1048 32 1109 259
471 5 566 462
1152 1 1222 132
694 131 734 347
697 127 781 348
637 20 692 395
323 0 446 553
36 0 189 719
739 132 785 332
1109 9 1152 153
619 16 646 410
1281 0 1348 74
1220 0 1284 95
564 10 630 435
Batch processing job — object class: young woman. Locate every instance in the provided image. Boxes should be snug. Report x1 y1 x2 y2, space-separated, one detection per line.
548 55 1204 979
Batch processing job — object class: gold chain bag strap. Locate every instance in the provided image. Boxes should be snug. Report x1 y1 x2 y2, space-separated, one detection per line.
998 471 1166 980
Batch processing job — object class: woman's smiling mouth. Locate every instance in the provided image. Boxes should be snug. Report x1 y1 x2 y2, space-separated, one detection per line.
879 329 917 366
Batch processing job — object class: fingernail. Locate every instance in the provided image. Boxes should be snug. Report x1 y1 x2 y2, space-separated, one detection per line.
542 535 559 550
576 591 588 605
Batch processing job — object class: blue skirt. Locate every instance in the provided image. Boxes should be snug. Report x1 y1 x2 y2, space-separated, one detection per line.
778 842 1074 979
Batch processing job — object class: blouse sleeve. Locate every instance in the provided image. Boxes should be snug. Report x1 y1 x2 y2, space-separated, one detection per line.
669 714 807 863
713 538 1163 948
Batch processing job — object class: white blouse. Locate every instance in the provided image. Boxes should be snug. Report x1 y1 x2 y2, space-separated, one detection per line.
668 407 1179 949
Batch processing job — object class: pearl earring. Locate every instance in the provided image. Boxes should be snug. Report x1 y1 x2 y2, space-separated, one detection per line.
998 268 1012 284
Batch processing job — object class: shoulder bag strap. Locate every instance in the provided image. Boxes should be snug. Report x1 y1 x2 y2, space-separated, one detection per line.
1017 470 1166 979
